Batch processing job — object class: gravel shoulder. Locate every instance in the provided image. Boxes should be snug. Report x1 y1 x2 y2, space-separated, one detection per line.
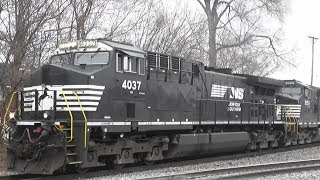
255 170 320 180
0 142 18 176
83 145 320 180
2 145 320 179
0 142 6 172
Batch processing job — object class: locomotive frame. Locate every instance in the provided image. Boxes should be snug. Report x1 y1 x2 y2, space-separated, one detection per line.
2 39 320 174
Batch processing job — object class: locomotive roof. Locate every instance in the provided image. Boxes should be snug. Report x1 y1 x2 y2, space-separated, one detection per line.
235 74 285 87
99 39 145 54
55 39 146 57
285 79 310 88
205 70 247 79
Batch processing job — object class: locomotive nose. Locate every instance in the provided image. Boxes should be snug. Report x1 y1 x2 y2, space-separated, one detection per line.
24 64 91 86
41 65 66 85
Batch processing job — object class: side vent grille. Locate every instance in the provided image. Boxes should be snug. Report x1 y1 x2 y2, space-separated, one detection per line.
160 55 169 69
148 53 156 67
171 57 180 70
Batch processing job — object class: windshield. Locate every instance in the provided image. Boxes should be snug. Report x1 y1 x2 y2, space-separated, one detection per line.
281 87 302 95
75 52 109 65
50 53 73 65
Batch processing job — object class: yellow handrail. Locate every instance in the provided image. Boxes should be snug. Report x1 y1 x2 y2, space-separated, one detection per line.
289 108 299 133
18 92 21 117
73 92 88 149
60 90 74 142
3 92 17 127
285 107 292 132
284 107 299 133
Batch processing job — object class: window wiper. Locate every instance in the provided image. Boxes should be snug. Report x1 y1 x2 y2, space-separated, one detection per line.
76 49 87 59
66 54 73 63
76 52 85 59
91 48 101 59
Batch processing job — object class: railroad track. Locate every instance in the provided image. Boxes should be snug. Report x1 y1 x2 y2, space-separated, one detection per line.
0 174 46 180
1 142 320 180
146 158 320 180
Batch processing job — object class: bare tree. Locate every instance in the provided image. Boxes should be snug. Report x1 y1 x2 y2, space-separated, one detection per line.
101 0 147 40
69 0 110 40
196 0 289 68
0 0 67 111
111 0 208 61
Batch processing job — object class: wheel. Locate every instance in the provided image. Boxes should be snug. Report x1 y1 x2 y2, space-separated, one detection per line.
144 160 155 166
112 163 125 170
75 168 90 174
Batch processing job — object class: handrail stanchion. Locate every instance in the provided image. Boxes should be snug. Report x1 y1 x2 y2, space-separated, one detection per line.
73 92 88 149
60 90 74 142
3 92 17 127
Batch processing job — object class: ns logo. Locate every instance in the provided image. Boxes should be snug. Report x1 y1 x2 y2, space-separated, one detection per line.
230 87 244 100
210 84 245 100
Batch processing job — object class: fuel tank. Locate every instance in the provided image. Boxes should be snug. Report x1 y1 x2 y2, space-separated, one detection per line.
165 132 251 158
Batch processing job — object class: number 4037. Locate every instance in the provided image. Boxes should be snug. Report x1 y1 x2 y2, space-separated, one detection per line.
122 80 141 90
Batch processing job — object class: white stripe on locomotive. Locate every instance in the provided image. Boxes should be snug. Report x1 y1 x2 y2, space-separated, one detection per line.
22 85 105 112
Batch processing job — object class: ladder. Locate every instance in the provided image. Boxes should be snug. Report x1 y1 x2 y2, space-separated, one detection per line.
59 90 88 165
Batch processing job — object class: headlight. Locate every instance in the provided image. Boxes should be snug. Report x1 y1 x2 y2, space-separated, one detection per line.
43 112 50 119
9 112 15 119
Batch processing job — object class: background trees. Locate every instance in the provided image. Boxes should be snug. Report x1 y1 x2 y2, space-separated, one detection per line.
196 0 290 74
0 0 290 110
0 0 68 97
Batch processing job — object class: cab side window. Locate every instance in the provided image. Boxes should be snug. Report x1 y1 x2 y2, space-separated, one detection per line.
117 54 124 72
305 88 311 99
139 58 145 75
117 53 145 75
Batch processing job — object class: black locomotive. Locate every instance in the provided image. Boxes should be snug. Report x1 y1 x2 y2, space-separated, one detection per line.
2 39 320 174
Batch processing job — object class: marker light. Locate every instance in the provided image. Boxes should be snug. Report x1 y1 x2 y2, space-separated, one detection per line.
9 112 15 119
43 112 50 119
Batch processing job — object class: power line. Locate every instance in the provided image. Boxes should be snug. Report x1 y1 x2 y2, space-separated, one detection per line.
308 36 318 86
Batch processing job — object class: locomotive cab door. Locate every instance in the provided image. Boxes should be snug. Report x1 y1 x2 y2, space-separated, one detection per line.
112 50 147 131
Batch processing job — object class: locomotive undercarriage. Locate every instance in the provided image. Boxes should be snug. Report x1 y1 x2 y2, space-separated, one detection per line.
3 121 319 174
89 133 170 167
83 124 318 169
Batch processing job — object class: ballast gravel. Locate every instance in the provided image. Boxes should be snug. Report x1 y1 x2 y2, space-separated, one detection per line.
0 143 6 171
83 145 320 180
1 145 320 179
254 171 320 180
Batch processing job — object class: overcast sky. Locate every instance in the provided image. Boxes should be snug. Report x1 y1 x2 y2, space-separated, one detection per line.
189 1 320 86
271 0 320 86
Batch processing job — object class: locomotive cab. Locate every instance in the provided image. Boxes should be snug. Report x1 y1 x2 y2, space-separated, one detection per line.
276 80 320 128
14 39 147 123
3 39 149 174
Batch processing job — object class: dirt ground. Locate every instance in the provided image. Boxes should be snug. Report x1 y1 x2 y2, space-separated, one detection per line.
0 142 6 171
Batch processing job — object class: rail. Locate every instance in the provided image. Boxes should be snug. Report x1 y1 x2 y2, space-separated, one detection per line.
73 92 88 148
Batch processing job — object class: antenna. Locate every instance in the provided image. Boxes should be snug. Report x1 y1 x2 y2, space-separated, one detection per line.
308 36 318 86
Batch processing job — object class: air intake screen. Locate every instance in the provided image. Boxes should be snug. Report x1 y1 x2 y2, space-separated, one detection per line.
148 53 156 67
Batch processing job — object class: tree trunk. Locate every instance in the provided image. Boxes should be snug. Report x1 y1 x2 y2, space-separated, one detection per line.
76 16 86 40
207 14 217 68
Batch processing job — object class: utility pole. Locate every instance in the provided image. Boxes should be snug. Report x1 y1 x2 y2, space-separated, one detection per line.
308 36 318 86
